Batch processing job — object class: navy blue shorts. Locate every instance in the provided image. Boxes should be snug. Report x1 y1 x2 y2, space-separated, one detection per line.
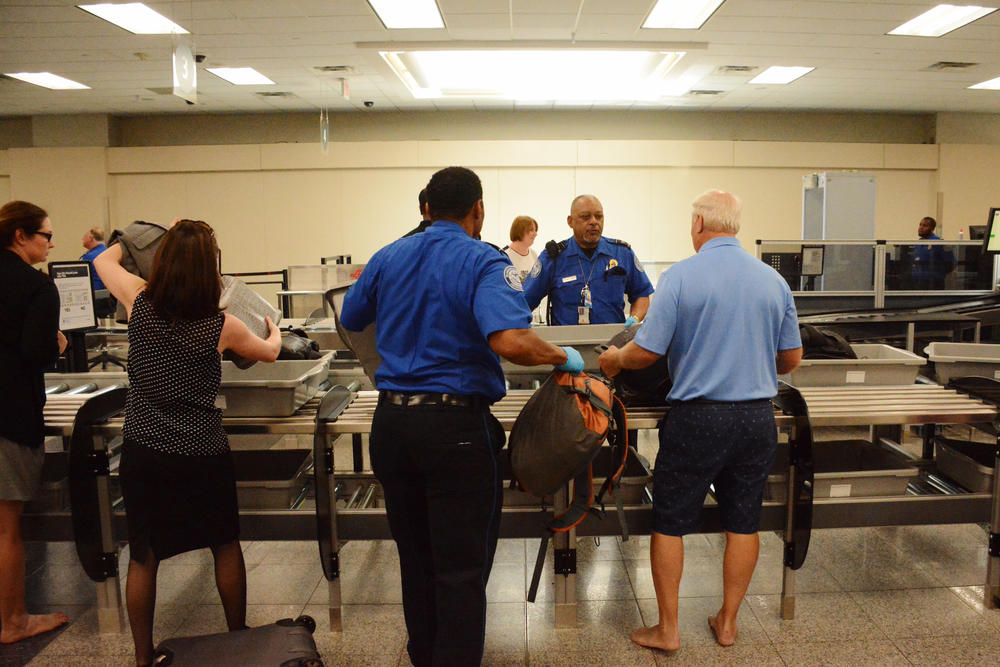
652 400 777 537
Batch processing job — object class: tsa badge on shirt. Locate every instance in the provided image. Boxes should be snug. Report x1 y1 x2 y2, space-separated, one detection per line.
529 259 542 279
607 258 618 270
504 265 524 291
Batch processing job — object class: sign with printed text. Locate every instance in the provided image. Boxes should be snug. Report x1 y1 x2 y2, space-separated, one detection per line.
49 261 97 331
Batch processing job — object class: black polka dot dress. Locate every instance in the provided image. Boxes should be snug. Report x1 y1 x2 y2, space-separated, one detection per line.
119 290 239 561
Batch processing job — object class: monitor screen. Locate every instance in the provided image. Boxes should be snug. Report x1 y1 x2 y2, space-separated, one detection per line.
984 208 1000 253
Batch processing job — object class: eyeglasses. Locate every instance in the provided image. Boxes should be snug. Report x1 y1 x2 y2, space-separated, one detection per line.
33 231 53 242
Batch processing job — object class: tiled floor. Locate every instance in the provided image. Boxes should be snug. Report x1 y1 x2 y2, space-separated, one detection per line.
9 425 1000 666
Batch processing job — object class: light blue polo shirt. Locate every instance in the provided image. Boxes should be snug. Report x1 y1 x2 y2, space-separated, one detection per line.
340 220 531 403
633 236 801 402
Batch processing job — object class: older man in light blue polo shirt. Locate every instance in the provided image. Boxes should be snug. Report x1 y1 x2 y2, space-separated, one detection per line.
599 189 802 653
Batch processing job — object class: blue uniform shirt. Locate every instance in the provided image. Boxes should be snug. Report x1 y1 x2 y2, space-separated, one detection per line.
522 236 653 325
80 243 107 290
912 233 954 285
634 237 801 402
340 221 531 403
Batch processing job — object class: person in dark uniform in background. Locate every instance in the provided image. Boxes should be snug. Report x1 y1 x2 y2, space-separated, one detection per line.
522 194 653 326
912 216 954 289
402 187 433 238
340 166 583 667
600 190 802 652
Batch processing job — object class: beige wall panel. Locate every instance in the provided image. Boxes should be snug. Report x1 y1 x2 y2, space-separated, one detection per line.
574 168 652 254
577 140 734 167
8 147 108 263
490 168 576 249
0 150 9 175
107 145 261 174
0 176 10 204
734 141 884 169
181 172 267 274
110 173 188 234
884 144 938 170
939 144 1000 230
260 171 344 268
336 169 437 261
416 140 577 167
873 171 939 239
260 142 420 170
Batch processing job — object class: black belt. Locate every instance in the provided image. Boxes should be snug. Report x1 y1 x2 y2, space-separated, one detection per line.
379 390 486 409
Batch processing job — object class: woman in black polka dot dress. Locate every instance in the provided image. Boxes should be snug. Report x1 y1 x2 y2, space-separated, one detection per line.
96 220 281 667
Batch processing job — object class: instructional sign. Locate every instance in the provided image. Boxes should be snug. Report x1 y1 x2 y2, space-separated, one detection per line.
49 261 97 331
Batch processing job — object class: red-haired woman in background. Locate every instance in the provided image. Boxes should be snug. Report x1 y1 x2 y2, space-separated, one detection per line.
96 219 280 666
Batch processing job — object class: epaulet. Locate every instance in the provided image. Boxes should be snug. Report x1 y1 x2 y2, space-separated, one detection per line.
545 240 567 258
608 238 632 249
483 241 508 256
501 245 509 251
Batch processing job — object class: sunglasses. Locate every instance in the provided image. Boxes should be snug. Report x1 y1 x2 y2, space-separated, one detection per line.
33 231 53 242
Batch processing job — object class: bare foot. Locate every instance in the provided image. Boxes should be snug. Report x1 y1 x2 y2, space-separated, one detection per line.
0 612 69 644
630 624 680 652
708 615 737 647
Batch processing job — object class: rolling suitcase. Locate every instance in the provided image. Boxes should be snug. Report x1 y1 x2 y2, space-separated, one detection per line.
155 615 323 666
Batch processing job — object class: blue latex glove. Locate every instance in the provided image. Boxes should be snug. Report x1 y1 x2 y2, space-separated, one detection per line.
624 316 639 328
555 346 585 375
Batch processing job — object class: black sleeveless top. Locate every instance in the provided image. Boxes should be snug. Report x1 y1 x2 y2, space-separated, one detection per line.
124 290 228 456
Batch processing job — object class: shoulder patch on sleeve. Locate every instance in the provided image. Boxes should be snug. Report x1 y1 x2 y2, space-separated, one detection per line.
504 264 524 291
529 258 542 278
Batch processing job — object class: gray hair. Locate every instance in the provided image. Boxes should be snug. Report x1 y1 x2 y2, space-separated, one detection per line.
692 190 741 234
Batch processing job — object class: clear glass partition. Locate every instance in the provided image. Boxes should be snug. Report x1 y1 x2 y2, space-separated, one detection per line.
885 241 994 292
756 241 876 293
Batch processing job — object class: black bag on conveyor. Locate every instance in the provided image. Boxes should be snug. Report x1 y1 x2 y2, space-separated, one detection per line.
508 372 628 532
278 329 323 360
605 325 671 407
154 616 323 666
799 324 857 360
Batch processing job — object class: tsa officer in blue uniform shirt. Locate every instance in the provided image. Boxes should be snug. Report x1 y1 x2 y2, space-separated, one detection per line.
340 166 583 667
522 194 653 326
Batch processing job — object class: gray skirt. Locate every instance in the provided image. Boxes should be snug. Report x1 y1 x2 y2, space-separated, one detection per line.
0 435 44 502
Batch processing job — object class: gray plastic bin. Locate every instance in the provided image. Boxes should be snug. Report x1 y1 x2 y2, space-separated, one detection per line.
780 343 924 387
765 440 918 502
934 438 994 493
923 342 1000 385
218 353 332 416
232 449 312 509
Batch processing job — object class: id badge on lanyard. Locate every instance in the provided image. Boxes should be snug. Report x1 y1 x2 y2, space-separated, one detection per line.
579 285 592 324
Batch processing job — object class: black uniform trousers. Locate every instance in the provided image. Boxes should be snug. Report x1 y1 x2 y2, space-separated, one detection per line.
370 400 505 667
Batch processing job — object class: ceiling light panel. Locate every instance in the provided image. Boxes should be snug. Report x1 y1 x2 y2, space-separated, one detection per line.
643 0 725 30
367 0 444 29
77 3 189 34
381 49 686 102
4 72 91 90
888 4 997 37
207 67 275 85
969 76 1000 89
749 66 814 84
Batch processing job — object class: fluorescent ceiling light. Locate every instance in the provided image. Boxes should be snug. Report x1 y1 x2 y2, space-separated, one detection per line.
643 0 725 29
367 0 444 29
749 66 814 84
380 50 686 102
4 72 90 90
207 67 275 85
969 76 1000 89
77 3 189 34
888 4 996 37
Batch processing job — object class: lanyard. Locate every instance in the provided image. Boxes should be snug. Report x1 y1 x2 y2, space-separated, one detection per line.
576 253 599 308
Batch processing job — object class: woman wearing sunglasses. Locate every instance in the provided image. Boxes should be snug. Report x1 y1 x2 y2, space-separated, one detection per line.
0 200 69 644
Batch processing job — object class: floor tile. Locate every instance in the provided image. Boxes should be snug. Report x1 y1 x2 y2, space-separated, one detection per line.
746 592 887 643
636 596 770 647
245 564 322 606
626 556 727 599
850 588 999 638
774 639 909 666
810 528 943 591
527 599 646 656
531 560 635 602
747 552 843 595
310 558 401 604
493 538 527 565
651 642 785 666
530 647 657 666
304 603 406 664
948 584 1000 628
169 603 304 636
484 602 527 654
873 524 989 587
893 633 1000 665
488 562 527 603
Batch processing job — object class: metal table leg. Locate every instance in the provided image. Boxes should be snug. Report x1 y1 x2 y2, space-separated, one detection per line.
95 435 123 635
906 322 915 352
986 435 1000 609
552 486 577 628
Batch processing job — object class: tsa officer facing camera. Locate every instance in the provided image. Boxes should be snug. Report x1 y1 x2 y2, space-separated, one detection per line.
522 194 653 325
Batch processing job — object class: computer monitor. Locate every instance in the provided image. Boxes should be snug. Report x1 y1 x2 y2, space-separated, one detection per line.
970 224 987 240
983 208 1000 253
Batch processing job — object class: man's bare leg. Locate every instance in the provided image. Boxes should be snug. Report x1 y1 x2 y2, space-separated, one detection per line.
0 500 68 644
631 532 683 651
709 531 759 647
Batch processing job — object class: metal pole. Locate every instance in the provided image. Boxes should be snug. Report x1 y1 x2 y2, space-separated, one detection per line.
780 429 797 620
552 485 577 628
95 433 123 635
986 432 1000 609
